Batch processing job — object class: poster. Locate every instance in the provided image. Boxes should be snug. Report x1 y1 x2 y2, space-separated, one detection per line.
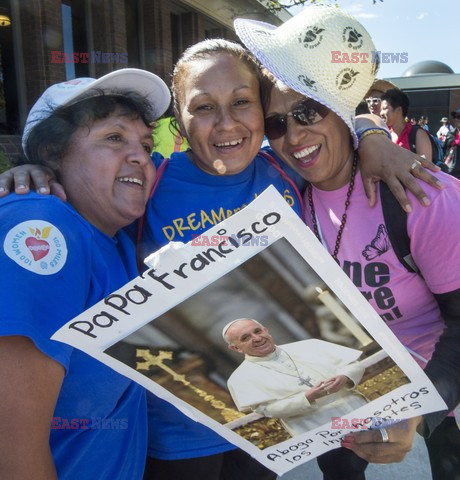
52 186 446 475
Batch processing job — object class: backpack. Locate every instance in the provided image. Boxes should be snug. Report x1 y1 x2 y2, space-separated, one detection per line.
408 125 448 172
379 181 418 274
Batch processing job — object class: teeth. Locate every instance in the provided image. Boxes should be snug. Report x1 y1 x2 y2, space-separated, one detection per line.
117 177 143 186
293 144 320 160
215 138 243 147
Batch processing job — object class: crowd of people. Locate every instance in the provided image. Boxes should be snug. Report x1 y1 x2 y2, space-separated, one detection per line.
364 80 459 178
0 4 458 480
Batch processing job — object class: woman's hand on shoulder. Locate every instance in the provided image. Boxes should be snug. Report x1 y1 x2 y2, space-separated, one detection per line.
0 164 66 200
358 134 442 213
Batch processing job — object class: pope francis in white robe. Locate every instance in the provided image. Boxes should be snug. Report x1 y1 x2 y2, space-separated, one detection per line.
227 338 367 437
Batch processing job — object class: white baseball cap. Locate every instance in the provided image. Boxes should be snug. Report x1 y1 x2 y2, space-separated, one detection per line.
234 6 378 149
22 68 171 153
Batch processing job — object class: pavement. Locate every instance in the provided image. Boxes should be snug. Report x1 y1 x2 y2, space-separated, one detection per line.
278 433 432 480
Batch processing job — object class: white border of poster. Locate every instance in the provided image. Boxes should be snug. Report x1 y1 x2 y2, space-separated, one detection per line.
52 186 446 475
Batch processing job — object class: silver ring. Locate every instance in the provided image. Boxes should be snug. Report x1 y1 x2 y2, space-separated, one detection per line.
410 160 421 171
379 427 390 443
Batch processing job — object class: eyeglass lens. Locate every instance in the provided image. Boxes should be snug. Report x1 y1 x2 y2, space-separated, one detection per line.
264 99 330 140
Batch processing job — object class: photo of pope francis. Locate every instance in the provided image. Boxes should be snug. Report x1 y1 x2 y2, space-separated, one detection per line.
224 319 367 437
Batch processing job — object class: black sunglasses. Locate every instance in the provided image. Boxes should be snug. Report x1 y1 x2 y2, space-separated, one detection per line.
264 99 331 140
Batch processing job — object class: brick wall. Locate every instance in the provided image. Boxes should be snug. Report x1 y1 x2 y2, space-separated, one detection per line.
143 0 173 82
0 135 24 166
90 0 128 77
21 0 66 110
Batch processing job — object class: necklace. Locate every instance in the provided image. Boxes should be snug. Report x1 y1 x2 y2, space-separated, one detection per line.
251 349 314 387
307 153 359 261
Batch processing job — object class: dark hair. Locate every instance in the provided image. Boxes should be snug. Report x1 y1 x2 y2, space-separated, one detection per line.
170 39 262 139
24 91 154 178
381 88 410 117
259 68 278 114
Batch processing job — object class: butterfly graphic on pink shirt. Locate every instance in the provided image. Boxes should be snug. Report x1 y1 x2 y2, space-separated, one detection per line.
362 224 390 260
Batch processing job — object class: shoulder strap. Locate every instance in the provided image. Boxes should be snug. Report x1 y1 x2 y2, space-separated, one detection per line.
379 182 419 274
408 124 418 153
136 157 170 272
257 150 305 219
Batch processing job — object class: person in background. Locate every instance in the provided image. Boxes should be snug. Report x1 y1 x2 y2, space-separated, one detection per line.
443 109 460 178
153 115 189 157
437 117 454 144
363 78 396 117
380 88 432 161
234 6 460 479
0 69 170 479
418 115 430 132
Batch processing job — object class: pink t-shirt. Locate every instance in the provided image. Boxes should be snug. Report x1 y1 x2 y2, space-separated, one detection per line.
303 171 460 366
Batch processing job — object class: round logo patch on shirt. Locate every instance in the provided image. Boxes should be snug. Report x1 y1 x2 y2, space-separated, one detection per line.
3 220 68 275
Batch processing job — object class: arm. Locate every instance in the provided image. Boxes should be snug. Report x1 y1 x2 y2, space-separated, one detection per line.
255 383 332 419
422 288 460 435
0 152 164 199
355 114 442 212
0 336 65 479
415 128 433 161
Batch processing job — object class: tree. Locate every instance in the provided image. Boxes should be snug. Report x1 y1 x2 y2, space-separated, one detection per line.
264 0 383 13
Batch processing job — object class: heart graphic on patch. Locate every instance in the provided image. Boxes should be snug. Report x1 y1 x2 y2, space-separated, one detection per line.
25 237 50 261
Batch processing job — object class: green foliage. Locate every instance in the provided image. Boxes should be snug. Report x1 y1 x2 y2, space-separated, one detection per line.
0 149 11 173
264 0 382 13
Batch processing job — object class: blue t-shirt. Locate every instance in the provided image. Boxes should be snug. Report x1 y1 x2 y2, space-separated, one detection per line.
141 150 305 459
0 194 147 479
141 149 304 257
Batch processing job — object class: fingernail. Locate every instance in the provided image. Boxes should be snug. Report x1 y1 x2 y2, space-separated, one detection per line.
17 184 27 190
404 204 412 214
422 197 431 206
342 435 354 443
39 187 48 193
436 181 444 189
0 187 5 192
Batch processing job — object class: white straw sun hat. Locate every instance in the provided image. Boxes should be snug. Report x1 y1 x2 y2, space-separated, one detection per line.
22 68 171 155
234 6 378 149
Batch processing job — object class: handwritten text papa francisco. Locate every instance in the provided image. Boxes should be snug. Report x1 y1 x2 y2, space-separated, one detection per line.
68 212 281 339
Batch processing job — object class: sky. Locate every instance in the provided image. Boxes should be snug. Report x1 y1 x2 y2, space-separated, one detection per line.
293 0 459 79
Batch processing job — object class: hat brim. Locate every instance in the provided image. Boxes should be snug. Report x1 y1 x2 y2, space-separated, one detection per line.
234 17 359 149
365 79 396 97
62 68 171 119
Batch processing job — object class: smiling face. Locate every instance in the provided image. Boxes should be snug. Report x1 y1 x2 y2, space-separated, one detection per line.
365 89 383 116
380 100 400 128
59 111 155 236
175 53 264 175
227 319 276 357
267 84 353 191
